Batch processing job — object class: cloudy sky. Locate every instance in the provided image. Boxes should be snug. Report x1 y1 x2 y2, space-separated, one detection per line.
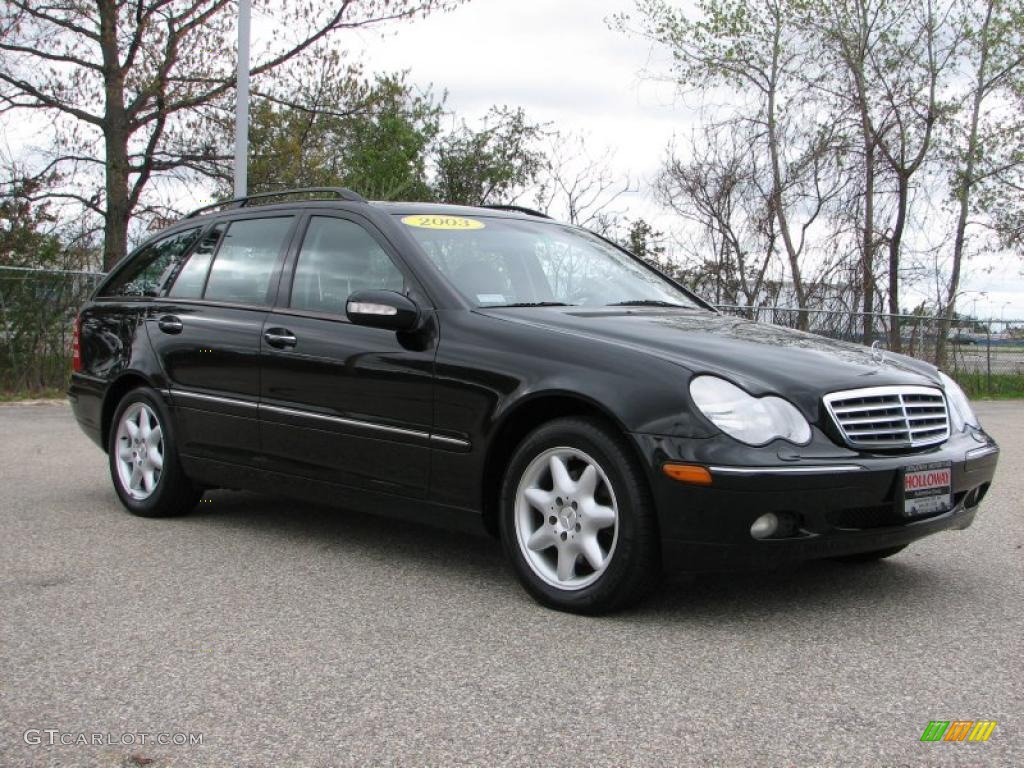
343 0 1023 319
352 0 680 173
347 0 682 222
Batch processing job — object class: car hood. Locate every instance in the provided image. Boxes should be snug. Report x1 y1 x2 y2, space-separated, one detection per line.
478 306 942 401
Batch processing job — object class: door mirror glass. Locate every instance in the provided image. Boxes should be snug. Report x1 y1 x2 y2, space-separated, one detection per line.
346 290 420 332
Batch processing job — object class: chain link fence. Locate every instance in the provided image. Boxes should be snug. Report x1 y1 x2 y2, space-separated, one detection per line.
1 269 1021 397
0 267 104 394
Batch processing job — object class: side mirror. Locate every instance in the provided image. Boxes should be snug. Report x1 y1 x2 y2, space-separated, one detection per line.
346 289 421 332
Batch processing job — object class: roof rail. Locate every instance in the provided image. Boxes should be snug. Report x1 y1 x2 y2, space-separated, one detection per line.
479 204 552 219
184 187 367 219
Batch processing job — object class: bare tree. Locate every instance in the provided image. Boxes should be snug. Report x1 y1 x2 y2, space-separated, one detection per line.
873 1 961 349
807 0 899 343
936 0 1024 365
814 0 963 349
656 126 777 309
534 133 632 234
619 0 849 328
0 0 458 269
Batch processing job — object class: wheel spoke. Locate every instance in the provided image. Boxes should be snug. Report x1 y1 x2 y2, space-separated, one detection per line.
524 486 554 512
580 535 604 571
149 447 164 469
556 546 578 581
549 454 573 496
147 424 162 448
118 442 133 461
138 407 151 439
527 527 556 552
129 464 142 490
125 420 139 440
586 502 616 530
142 468 156 493
576 464 598 499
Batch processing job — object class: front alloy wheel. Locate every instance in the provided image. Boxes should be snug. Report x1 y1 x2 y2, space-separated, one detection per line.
500 417 660 614
515 447 619 589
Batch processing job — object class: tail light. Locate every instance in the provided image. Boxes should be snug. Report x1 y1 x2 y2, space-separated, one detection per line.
72 316 82 372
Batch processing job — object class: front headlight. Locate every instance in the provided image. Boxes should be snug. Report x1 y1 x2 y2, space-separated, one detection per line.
689 375 812 446
938 371 979 431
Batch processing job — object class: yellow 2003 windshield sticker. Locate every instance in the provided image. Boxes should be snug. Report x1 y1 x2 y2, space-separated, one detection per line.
401 215 485 231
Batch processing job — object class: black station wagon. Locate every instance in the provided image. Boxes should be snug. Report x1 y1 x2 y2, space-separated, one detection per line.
69 188 1000 613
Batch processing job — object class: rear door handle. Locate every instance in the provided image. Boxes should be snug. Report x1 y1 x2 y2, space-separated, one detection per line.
264 328 297 349
157 315 183 334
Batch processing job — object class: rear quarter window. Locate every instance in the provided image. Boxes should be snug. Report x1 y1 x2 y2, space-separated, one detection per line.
99 228 201 298
167 224 225 298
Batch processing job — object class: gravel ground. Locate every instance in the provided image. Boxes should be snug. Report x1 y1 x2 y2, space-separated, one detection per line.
0 401 1021 767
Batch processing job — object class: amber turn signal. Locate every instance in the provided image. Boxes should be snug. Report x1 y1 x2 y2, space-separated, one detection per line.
662 463 713 486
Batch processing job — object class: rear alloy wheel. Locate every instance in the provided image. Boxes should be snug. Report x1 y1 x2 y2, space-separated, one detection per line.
500 417 660 614
114 402 164 501
108 387 201 517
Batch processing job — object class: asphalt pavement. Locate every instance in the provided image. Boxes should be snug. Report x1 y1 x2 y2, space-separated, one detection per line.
1 401 1021 767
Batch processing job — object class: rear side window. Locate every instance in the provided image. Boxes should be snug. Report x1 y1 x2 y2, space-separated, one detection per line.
100 228 200 298
167 224 225 298
289 217 404 315
203 217 293 305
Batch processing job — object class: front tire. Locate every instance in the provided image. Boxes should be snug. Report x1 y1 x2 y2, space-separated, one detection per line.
108 386 201 518
499 417 660 614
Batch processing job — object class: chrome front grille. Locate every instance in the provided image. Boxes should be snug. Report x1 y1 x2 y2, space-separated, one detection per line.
823 386 949 449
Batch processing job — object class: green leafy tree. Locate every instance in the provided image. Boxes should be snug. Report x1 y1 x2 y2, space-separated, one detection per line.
623 218 666 261
222 54 443 200
431 107 547 206
1 180 98 392
1 183 61 269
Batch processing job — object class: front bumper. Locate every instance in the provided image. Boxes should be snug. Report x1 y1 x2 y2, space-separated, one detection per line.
632 428 999 571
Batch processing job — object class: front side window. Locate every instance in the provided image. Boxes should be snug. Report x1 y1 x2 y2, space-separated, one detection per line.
203 217 293 305
289 217 404 315
398 215 699 309
100 228 200 298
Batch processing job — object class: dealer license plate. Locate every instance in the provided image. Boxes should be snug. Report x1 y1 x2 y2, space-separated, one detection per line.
903 461 953 517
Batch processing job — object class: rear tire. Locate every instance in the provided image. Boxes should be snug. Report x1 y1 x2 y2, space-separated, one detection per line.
832 544 908 563
499 417 660 614
108 386 201 518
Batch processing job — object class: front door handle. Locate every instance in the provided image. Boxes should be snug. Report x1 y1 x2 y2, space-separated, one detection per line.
157 315 183 334
264 328 297 349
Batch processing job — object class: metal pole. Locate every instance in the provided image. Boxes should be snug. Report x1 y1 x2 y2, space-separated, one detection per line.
233 0 252 198
986 324 992 393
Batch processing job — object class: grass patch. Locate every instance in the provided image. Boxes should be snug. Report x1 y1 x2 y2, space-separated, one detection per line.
954 372 1024 399
0 387 66 402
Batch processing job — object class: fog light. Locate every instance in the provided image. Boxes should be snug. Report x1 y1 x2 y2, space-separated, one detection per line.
750 513 779 540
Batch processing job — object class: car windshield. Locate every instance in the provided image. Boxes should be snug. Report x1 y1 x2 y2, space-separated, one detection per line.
396 213 701 309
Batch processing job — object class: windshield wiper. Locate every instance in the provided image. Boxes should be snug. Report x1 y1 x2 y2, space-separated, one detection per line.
606 300 689 308
488 301 575 308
